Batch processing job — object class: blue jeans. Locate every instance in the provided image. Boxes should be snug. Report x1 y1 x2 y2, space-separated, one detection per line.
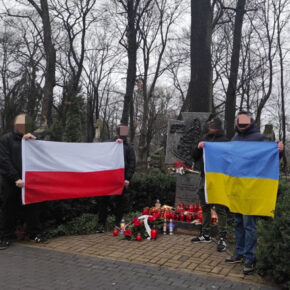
234 214 257 264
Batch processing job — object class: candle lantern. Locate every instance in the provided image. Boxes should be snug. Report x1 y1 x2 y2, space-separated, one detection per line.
151 227 157 240
180 212 184 222
186 213 192 222
211 207 218 225
113 228 119 236
136 233 142 241
120 219 126 232
189 204 194 212
198 205 202 214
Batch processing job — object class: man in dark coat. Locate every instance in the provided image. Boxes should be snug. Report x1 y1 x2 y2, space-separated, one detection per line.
191 117 229 252
0 114 45 250
96 124 136 232
225 111 284 275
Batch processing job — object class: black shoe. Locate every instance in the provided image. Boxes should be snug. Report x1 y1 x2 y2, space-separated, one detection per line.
243 262 255 275
191 234 211 243
32 234 48 244
217 238 227 252
96 225 105 233
225 255 243 263
0 239 10 250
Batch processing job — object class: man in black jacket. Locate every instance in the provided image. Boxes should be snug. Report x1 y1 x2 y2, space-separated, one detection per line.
96 124 136 232
0 114 45 250
225 111 284 275
191 117 229 252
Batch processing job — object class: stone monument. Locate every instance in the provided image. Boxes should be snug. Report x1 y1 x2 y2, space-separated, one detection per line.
165 112 211 207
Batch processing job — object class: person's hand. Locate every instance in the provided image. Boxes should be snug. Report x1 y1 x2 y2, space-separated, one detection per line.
23 133 37 140
278 141 284 152
198 141 205 149
15 179 24 188
124 180 129 187
116 138 123 143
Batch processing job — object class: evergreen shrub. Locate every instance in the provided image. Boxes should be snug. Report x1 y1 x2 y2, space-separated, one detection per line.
256 180 290 289
127 170 176 212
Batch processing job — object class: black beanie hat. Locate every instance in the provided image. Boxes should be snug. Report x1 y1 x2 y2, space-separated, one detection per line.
209 117 222 130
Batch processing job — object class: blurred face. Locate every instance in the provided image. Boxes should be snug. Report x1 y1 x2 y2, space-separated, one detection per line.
118 125 129 137
236 114 251 131
208 119 219 134
14 114 26 135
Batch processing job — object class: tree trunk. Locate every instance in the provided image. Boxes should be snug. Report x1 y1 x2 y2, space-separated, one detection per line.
39 0 56 127
224 0 246 139
120 1 138 126
181 0 212 114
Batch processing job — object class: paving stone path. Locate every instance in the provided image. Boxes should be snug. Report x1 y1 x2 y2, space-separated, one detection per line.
0 243 277 290
0 233 279 289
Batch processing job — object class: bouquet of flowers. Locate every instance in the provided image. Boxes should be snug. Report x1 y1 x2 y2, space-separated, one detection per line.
122 213 163 241
168 161 199 175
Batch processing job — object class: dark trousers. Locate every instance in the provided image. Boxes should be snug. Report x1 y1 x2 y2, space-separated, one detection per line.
197 177 227 239
0 179 41 240
97 188 128 227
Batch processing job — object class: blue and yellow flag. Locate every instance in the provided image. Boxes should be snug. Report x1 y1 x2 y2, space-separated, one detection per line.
204 141 279 217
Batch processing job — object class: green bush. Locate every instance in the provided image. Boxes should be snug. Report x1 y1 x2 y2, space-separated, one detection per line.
127 170 176 212
256 180 290 288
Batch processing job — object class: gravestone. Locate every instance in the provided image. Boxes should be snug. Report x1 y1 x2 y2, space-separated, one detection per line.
165 112 211 207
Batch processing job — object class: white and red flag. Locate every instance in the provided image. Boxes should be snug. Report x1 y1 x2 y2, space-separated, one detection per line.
21 140 124 205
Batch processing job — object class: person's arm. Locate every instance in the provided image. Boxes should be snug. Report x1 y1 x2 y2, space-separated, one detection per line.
125 144 136 183
0 136 20 182
192 142 203 162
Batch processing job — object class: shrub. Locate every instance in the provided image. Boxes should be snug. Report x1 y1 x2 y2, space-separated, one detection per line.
256 180 290 288
127 170 176 212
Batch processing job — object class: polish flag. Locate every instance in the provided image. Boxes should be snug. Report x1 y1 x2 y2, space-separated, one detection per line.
21 140 124 205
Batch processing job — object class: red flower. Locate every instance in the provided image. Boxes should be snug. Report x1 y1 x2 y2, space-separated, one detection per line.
153 212 160 219
134 220 142 227
148 216 156 223
174 161 185 169
124 229 132 237
132 217 139 223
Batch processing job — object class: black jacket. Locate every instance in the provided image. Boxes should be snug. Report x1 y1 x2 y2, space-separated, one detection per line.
0 131 23 182
113 137 136 181
192 130 228 176
232 122 267 141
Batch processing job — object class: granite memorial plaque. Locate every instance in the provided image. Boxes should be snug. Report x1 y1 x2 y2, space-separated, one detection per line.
165 112 211 207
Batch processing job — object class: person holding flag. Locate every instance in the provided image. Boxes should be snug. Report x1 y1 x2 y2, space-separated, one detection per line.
0 114 45 250
191 117 229 252
96 124 136 233
223 111 284 275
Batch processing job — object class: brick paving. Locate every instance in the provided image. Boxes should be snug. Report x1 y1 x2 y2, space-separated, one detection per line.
13 233 278 289
0 242 277 290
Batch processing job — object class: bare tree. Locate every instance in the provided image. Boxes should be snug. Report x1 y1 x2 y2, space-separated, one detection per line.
275 0 290 172
112 0 154 127
25 0 56 127
224 0 247 138
136 0 183 168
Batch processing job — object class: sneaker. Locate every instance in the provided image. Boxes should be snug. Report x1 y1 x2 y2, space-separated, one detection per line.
225 255 243 263
243 262 255 275
217 238 227 252
96 225 105 233
0 239 10 250
191 234 211 243
32 234 48 244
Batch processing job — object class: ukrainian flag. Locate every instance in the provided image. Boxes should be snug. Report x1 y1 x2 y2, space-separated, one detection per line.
204 141 279 217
